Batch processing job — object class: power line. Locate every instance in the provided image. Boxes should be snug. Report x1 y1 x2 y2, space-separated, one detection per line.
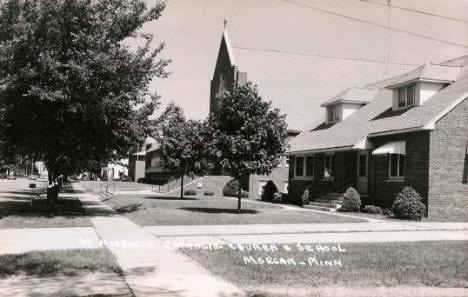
277 0 468 49
233 46 420 67
359 0 468 24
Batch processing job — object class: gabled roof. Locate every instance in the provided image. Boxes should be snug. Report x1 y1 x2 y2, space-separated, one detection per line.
385 63 460 89
288 57 468 154
320 87 377 107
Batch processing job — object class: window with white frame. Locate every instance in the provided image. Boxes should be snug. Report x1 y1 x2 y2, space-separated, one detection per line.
397 85 415 109
389 154 405 179
327 105 340 123
294 155 314 178
295 156 304 177
285 157 290 168
324 154 334 178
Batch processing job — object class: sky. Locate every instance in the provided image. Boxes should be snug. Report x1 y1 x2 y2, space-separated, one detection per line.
139 0 468 130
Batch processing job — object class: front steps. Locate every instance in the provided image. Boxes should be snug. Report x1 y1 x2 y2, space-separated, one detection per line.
305 192 370 212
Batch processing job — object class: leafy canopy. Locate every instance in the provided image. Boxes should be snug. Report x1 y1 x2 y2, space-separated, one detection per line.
207 82 288 179
156 103 206 178
0 0 169 176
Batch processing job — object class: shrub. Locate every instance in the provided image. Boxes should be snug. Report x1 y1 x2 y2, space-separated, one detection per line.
272 192 282 203
297 188 310 207
223 180 249 198
392 187 426 220
363 205 383 215
204 191 215 196
261 181 278 202
382 208 392 216
184 189 197 196
341 187 361 212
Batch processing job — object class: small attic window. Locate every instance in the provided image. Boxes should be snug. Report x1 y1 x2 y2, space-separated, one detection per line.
327 105 340 123
397 85 415 109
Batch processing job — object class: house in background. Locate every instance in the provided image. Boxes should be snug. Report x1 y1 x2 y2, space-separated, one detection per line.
101 160 128 181
144 142 171 185
287 56 468 221
128 137 156 182
210 28 301 197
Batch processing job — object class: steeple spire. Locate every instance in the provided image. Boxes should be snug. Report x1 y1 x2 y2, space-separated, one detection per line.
223 17 228 30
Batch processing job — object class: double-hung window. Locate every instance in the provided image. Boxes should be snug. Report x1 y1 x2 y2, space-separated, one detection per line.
295 156 304 177
397 85 415 109
389 154 405 179
294 155 314 178
327 105 339 123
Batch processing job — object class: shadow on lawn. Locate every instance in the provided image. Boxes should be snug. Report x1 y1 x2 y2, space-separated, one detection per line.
143 196 198 201
179 207 258 214
0 197 87 218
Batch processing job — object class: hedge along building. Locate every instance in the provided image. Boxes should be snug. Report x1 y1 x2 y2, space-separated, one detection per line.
286 56 468 221
210 27 301 198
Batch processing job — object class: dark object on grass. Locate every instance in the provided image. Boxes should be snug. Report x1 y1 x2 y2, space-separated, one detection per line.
204 191 215 196
363 205 383 215
261 181 278 202
115 204 142 214
392 187 426 220
341 187 361 212
184 189 197 196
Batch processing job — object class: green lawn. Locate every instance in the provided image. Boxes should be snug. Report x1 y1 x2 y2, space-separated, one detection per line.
181 241 468 292
0 249 122 278
101 194 365 225
0 180 92 228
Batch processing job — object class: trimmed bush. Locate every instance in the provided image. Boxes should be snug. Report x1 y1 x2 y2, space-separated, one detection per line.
341 187 361 212
223 180 249 198
261 181 278 202
392 187 426 220
363 205 383 215
184 189 197 196
298 188 310 207
382 208 392 216
272 192 282 203
203 191 215 196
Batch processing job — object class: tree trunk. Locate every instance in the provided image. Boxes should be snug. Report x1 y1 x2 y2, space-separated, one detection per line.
237 178 242 214
180 174 184 200
47 172 58 207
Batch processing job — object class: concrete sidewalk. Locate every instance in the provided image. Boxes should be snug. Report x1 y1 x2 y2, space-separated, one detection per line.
145 222 468 236
0 227 102 255
72 182 245 297
158 230 468 246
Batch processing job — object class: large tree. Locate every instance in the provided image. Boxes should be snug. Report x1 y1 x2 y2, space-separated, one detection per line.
156 103 206 199
207 82 288 212
0 0 169 202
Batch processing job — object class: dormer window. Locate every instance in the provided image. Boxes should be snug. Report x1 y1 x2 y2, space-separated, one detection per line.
397 85 415 109
327 105 340 123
